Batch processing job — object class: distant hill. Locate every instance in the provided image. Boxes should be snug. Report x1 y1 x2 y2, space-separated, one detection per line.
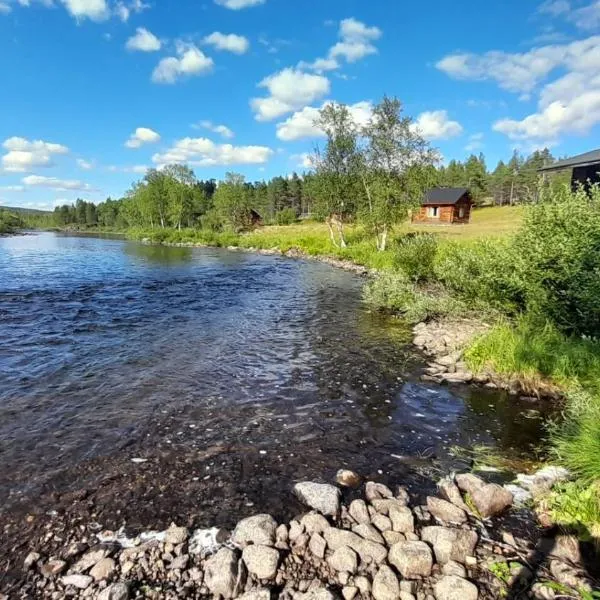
0 206 52 216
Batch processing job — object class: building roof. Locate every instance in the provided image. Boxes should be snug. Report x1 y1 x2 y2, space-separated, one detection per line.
538 148 600 173
423 187 469 205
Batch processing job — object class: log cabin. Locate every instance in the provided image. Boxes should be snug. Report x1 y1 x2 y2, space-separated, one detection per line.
538 148 600 192
412 188 473 224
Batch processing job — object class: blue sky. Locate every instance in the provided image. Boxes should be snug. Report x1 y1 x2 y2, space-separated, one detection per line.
1 0 599 210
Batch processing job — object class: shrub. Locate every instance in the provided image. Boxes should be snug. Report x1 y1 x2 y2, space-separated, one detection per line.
392 233 438 283
274 208 298 225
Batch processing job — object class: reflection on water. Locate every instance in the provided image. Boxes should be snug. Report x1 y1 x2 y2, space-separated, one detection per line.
0 232 550 503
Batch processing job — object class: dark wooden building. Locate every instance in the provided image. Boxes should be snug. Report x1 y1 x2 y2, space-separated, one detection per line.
412 188 473 224
538 148 600 192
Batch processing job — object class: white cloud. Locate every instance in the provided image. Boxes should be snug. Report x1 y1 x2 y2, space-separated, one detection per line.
0 2 11 14
203 32 249 54
152 42 214 84
214 0 265 9
125 127 161 149
291 153 315 170
0 185 25 192
465 133 484 152
152 137 273 167
59 0 110 21
22 175 95 191
569 1 600 30
276 100 373 141
411 110 463 140
195 120 235 139
251 68 330 121
538 0 570 16
126 27 161 52
76 158 93 170
297 57 340 73
115 0 149 22
1 137 69 172
108 164 148 173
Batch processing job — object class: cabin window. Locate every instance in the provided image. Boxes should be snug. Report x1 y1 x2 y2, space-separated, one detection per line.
427 206 439 218
458 207 465 218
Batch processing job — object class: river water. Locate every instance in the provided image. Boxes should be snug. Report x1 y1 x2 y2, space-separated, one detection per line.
0 232 549 523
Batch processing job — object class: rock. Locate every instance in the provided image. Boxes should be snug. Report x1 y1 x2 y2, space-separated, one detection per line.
170 554 189 570
41 559 67 577
443 372 473 383
352 523 385 544
371 513 392 532
365 482 393 501
372 565 400 600
276 524 289 544
550 560 592 592
61 574 93 589
373 498 409 517
89 557 116 581
336 469 361 488
242 545 280 580
400 593 415 600
71 548 110 573
294 482 341 516
291 533 309 554
349 500 371 525
238 590 272 600
205 547 246 599
438 477 470 512
323 527 387 565
24 552 40 570
300 512 330 535
97 583 130 600
455 474 485 496
164 524 189 545
442 561 467 578
355 576 371 595
538 534 582 564
293 590 336 600
327 546 358 574
470 484 513 518
427 497 467 525
421 526 478 564
396 486 410 505
232 514 278 547
342 586 358 600
389 505 415 533
289 520 304 542
309 533 327 559
530 583 557 599
382 531 405 546
503 484 532 506
389 541 433 578
434 575 478 600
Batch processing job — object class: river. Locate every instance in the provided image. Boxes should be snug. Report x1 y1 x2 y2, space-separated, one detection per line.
0 232 549 528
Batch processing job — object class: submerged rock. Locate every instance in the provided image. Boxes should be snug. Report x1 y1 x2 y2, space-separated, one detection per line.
336 469 361 488
294 482 341 516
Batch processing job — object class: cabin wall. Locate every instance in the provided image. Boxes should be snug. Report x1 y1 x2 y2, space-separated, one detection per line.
572 164 600 192
452 199 471 224
412 205 456 224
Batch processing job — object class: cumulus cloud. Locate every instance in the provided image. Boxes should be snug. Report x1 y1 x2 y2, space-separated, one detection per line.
115 0 149 22
290 153 315 170
152 42 214 84
22 175 95 191
465 133 484 152
203 32 249 54
1 137 69 172
76 158 93 170
126 27 161 52
276 100 373 141
0 2 12 14
251 68 331 121
125 127 161 149
152 137 273 167
411 110 463 140
538 0 570 16
108 164 148 174
194 120 235 139
214 0 265 9
59 0 110 22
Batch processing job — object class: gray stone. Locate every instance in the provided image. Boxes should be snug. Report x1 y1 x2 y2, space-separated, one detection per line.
89 557 116 581
24 552 40 570
232 514 278 547
471 484 513 518
427 497 468 525
365 481 393 501
323 527 387 565
390 505 415 533
372 498 407 516
164 524 189 545
170 554 189 570
372 565 400 600
289 520 304 542
349 499 371 525
242 545 280 580
97 583 130 600
400 593 416 600
382 530 405 546
301 512 330 535
442 561 467 578
438 477 470 512
443 372 473 383
550 560 592 592
352 523 385 544
41 559 67 577
434 575 478 600
355 576 371 596
389 541 433 578
455 474 485 496
336 469 361 488
309 533 327 559
294 482 341 516
396 486 410 505
205 547 246 599
276 524 289 544
61 574 93 590
238 590 272 600
71 548 110 573
371 513 392 532
293 590 335 600
342 586 358 600
327 546 358 573
421 526 478 564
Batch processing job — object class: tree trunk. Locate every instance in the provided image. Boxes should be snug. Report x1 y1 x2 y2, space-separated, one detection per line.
326 219 339 248
378 225 388 252
337 220 347 248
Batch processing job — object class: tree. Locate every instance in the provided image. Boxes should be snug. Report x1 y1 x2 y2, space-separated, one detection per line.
464 153 488 205
163 164 197 229
212 172 254 232
360 96 439 250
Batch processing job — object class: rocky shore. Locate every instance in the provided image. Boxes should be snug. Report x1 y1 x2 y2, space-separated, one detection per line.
412 321 562 400
7 471 595 600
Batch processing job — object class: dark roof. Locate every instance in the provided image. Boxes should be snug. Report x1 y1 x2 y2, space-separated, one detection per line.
423 187 469 205
538 148 600 172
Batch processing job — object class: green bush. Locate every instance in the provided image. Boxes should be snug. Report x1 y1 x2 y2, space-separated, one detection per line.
274 208 298 225
392 233 438 282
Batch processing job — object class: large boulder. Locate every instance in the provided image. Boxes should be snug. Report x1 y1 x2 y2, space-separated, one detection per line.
421 526 478 564
327 546 358 574
294 482 341 516
242 545 280 580
438 477 470 512
232 514 278 547
372 565 400 600
427 497 467 525
470 484 513 518
455 474 485 496
204 547 247 599
388 541 433 579
434 575 478 600
323 527 387 565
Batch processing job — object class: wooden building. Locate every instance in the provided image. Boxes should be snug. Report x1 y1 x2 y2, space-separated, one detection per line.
412 188 473 224
538 148 600 192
